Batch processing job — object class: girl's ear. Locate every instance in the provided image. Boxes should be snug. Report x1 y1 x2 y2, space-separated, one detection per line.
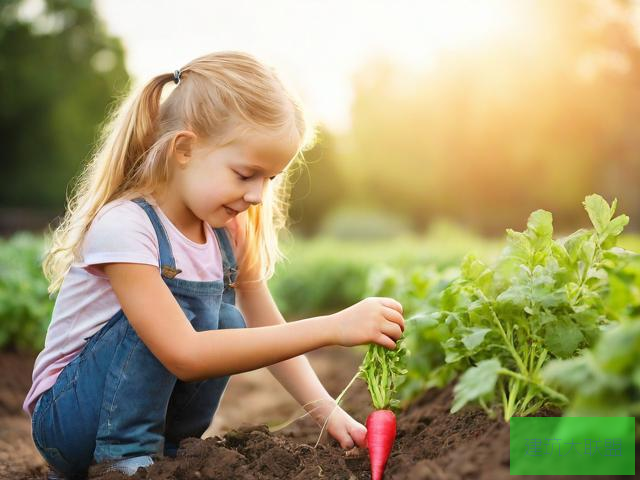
171 131 197 168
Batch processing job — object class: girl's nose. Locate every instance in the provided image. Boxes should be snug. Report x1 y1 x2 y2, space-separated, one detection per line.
243 179 266 205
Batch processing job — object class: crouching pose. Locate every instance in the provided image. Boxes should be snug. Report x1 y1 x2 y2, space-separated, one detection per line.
24 51 405 480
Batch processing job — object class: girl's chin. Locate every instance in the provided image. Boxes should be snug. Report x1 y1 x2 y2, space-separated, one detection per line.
204 210 234 228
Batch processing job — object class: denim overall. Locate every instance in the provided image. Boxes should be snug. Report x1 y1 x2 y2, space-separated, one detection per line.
30 198 246 479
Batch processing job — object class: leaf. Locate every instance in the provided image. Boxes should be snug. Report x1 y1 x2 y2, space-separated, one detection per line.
579 238 596 265
542 356 593 395
451 359 501 413
543 318 584 358
444 337 464 363
526 210 553 247
603 247 639 265
583 194 612 235
561 229 591 263
504 229 532 263
593 321 640 374
461 327 492 351
605 214 629 239
407 311 439 328
551 242 570 267
444 312 460 326
542 320 640 418
460 254 493 291
496 285 528 307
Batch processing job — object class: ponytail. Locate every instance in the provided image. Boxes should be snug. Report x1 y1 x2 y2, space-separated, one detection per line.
43 73 176 294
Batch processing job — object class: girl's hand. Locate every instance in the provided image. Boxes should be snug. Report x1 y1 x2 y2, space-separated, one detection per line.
326 406 367 449
311 402 367 449
329 297 404 349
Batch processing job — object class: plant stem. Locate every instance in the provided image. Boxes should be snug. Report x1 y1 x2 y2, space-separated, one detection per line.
476 288 528 375
521 400 545 417
534 348 548 374
572 237 599 306
504 377 520 421
498 368 568 403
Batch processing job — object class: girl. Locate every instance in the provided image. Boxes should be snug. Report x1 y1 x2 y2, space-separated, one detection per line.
24 51 405 480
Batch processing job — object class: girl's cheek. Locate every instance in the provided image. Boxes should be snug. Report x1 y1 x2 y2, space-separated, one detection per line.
184 177 214 210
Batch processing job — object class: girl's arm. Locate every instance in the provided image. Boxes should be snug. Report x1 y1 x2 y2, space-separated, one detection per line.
236 281 338 422
102 263 404 383
236 281 369 450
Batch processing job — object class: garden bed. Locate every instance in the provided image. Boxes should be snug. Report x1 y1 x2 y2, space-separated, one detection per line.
94 386 634 480
2 349 633 480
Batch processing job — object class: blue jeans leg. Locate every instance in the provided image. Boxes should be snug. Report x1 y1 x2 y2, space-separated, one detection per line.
31 364 98 479
31 309 180 477
163 375 229 456
161 298 245 456
92 317 177 462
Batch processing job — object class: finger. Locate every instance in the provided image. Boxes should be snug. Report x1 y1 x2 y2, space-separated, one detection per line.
379 297 403 314
382 322 403 341
348 423 367 449
337 431 354 449
376 333 397 350
382 307 405 331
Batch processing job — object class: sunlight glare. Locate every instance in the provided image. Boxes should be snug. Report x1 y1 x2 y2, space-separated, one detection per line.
418 0 526 53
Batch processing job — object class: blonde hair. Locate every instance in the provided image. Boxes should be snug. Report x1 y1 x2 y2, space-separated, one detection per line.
43 51 314 295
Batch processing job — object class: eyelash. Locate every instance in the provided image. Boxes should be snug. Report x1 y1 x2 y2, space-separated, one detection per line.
236 172 276 181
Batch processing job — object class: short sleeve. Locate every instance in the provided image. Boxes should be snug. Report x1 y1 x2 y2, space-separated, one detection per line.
79 200 160 278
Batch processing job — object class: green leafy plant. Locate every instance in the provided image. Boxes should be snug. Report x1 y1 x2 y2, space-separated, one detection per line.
0 232 54 351
542 320 640 423
381 194 638 421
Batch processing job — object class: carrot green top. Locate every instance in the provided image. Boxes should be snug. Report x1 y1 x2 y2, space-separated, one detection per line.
359 339 408 410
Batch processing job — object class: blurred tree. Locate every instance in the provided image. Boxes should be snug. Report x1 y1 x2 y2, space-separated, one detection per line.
287 126 347 236
0 0 129 210
344 0 640 234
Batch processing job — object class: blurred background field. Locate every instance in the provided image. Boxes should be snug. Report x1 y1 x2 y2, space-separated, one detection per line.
1 0 640 352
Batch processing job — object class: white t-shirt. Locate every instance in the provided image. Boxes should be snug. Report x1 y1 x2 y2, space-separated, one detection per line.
23 196 242 416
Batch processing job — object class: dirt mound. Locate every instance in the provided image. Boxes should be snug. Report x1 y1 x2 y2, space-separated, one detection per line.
92 424 368 480
92 385 633 480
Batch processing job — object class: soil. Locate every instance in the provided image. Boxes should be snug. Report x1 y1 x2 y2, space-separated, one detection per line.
1 348 636 480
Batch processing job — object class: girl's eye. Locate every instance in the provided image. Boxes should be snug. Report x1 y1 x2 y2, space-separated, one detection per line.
235 171 277 181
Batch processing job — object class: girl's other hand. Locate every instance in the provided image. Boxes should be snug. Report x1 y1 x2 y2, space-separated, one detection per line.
314 403 367 450
329 297 404 349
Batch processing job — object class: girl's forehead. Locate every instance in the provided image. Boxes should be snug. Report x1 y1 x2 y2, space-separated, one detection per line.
239 129 300 167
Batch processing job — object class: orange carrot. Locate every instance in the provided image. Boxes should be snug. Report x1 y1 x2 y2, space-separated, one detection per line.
366 409 397 480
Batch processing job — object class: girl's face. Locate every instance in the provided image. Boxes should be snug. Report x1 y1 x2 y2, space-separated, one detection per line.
175 128 299 228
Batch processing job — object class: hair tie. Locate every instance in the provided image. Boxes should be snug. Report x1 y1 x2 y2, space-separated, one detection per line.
173 69 182 85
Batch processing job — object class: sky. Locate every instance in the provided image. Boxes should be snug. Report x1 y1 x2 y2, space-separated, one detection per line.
93 0 537 132
14 0 640 131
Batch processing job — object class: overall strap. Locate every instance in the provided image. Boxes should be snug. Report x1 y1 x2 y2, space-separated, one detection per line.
213 228 238 288
131 198 182 279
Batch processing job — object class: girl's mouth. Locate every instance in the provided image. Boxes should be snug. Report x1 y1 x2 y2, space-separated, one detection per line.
224 206 239 216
